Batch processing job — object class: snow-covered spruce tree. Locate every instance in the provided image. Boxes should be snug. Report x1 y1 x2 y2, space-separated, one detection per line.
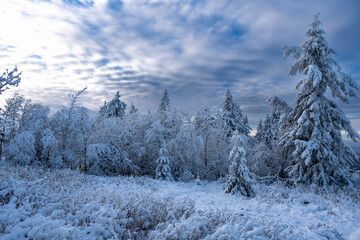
106 91 127 118
222 89 251 137
255 119 263 137
158 89 171 115
156 143 173 181
251 116 279 177
281 14 360 186
225 132 254 197
262 95 293 177
129 102 138 114
255 114 276 148
98 101 107 119
158 89 178 142
266 95 292 133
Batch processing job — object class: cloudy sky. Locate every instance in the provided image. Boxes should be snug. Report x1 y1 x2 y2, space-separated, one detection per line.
0 0 359 141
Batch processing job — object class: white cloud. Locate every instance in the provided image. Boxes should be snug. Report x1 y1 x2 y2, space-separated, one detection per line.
0 0 359 139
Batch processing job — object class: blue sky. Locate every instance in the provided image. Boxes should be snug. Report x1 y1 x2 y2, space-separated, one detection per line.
0 0 359 143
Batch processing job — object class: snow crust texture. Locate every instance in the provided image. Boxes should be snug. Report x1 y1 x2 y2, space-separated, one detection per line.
1 162 359 240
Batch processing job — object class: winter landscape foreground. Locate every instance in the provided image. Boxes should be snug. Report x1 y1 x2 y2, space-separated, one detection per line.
1 162 360 240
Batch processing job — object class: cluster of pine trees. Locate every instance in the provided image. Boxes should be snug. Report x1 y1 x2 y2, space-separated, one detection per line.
0 15 359 196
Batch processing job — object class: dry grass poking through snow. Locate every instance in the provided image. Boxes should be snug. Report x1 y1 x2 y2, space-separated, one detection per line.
1 162 360 239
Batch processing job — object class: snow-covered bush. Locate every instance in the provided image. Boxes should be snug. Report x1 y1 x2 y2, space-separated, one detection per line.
40 128 58 166
1 162 360 239
84 143 110 174
0 178 16 205
247 143 278 177
6 131 36 165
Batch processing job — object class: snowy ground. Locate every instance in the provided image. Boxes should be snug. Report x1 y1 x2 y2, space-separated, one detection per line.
1 162 360 240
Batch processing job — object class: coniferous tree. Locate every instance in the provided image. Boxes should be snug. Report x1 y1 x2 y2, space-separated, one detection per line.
158 89 171 116
156 143 173 181
222 89 251 137
250 116 279 177
98 101 107 118
255 115 276 148
129 102 138 114
106 91 126 118
281 14 360 186
255 119 263 138
266 95 292 133
157 89 178 142
225 132 254 197
265 95 293 177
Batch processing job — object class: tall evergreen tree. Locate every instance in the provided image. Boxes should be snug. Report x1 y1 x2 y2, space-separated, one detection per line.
255 115 276 148
98 101 107 118
266 96 292 132
129 102 138 114
222 89 251 137
156 142 173 181
281 14 360 186
158 89 171 116
157 89 177 142
106 91 127 119
225 131 254 197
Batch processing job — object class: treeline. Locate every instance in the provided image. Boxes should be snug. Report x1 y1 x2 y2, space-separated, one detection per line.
1 14 359 190
0 88 255 182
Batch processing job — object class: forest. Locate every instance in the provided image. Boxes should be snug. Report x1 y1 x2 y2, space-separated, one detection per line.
0 14 360 240
1 15 359 192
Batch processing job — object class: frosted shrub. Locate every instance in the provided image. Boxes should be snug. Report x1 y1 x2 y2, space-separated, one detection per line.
40 128 58 166
85 143 110 174
6 131 36 165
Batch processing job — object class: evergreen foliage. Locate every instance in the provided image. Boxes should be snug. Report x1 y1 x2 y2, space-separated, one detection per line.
255 114 276 148
156 143 173 181
281 14 360 186
225 132 254 197
1 15 359 189
222 89 251 137
129 102 138 114
158 89 171 115
105 91 127 118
